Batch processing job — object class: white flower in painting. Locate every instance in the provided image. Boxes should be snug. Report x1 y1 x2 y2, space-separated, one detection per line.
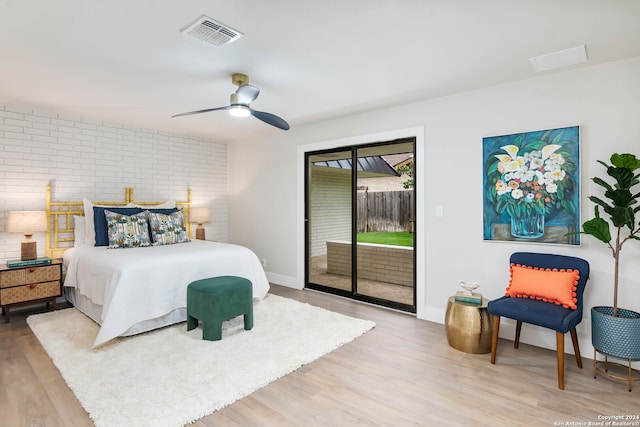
541 144 562 160
520 169 536 182
546 182 558 193
504 158 524 172
509 170 523 180
501 145 520 159
544 159 562 172
547 169 566 182
494 154 513 164
526 193 535 201
511 189 524 199
495 145 524 173
529 157 544 170
550 153 565 165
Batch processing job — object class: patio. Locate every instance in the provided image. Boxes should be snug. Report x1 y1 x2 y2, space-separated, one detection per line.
309 254 413 306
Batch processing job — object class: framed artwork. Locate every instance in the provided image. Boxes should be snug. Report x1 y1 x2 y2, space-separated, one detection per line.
482 126 580 245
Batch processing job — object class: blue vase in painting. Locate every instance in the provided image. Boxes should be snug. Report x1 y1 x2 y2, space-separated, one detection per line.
509 208 545 239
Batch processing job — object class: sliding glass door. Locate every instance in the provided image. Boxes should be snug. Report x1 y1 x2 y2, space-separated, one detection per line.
305 139 416 312
307 148 353 294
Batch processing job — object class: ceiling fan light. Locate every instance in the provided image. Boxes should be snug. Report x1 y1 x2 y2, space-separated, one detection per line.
229 105 250 117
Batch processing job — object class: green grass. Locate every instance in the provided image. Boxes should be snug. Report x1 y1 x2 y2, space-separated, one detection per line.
356 231 414 247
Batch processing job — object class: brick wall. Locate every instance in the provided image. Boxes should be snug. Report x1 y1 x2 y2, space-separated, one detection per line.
309 166 352 257
326 240 413 287
0 105 227 260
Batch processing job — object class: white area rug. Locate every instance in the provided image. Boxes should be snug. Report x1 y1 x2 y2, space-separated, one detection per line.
27 294 375 427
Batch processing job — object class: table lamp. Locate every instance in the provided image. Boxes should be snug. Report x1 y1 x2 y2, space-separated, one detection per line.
190 207 211 240
7 211 47 260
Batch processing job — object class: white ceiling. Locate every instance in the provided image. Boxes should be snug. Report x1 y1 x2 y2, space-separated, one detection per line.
1 1 639 142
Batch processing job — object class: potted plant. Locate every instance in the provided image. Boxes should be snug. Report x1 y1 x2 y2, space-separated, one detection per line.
572 153 640 390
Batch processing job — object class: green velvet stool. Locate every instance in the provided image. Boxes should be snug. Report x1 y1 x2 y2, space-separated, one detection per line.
186 276 253 341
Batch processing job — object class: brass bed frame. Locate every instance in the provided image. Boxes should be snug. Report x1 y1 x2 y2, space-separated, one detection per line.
45 184 192 259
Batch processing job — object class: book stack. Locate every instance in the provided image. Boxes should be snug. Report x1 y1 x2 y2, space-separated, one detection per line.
6 257 52 268
454 291 482 305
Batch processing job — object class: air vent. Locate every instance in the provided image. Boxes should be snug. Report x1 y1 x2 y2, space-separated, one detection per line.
181 15 243 47
529 45 588 72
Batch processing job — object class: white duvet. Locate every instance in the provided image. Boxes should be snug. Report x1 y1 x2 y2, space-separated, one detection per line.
63 240 270 347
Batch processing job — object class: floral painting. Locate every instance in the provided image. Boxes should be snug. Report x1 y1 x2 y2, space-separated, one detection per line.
483 126 580 244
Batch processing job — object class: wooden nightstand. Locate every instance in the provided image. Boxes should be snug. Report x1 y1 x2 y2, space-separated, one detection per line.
0 261 62 323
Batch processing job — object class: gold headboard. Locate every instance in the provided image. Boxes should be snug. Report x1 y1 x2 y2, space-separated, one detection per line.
45 185 192 259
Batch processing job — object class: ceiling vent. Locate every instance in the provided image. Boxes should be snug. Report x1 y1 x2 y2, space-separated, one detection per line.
529 45 588 72
181 15 243 47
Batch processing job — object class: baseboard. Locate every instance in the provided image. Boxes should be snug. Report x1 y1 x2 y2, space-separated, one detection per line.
265 272 301 289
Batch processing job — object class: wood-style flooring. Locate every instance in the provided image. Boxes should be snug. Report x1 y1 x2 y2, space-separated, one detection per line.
1 285 637 427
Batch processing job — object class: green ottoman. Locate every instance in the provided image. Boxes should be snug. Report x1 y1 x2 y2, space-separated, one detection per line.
186 276 253 341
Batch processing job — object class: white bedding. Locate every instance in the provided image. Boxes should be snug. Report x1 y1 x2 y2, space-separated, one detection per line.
63 240 270 347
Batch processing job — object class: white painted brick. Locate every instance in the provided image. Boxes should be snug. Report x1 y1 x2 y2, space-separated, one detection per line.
0 150 24 160
5 118 32 128
0 124 25 133
4 144 31 153
0 111 27 121
26 114 52 124
52 118 75 127
0 105 228 259
75 122 97 131
3 131 33 141
33 121 57 131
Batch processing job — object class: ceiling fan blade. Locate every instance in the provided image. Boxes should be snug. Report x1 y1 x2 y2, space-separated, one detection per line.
236 85 260 104
250 109 290 130
171 105 230 118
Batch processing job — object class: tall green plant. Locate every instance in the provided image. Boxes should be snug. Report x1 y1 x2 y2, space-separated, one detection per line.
572 153 640 316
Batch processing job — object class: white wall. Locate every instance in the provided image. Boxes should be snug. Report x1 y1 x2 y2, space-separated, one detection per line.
0 105 228 260
229 56 640 356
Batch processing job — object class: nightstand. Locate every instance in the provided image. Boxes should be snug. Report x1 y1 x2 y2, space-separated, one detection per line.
0 260 62 323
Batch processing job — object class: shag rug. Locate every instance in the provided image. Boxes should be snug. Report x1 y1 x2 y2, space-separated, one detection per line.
27 294 375 427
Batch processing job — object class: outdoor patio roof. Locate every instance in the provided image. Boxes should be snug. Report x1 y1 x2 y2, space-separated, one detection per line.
312 156 400 177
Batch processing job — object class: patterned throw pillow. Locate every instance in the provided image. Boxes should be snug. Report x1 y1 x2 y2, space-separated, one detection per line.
147 210 190 245
104 210 152 249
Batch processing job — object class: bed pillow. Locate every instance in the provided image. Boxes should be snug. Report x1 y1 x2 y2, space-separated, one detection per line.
83 199 133 246
147 210 190 245
104 210 152 249
505 263 580 309
73 215 87 247
142 208 179 237
94 206 144 247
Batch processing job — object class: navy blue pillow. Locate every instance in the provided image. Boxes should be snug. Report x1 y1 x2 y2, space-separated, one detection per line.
93 207 143 246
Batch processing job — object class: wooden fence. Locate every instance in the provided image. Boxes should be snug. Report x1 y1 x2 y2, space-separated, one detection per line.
357 190 414 232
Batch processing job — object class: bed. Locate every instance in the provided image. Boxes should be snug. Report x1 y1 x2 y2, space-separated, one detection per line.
45 185 270 347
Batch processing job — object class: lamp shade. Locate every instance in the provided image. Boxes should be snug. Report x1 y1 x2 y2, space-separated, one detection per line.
6 211 47 233
190 207 211 224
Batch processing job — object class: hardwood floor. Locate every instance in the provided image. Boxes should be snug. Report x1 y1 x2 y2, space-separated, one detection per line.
1 285 637 427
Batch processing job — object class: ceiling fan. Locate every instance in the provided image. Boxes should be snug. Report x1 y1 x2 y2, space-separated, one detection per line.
172 73 290 130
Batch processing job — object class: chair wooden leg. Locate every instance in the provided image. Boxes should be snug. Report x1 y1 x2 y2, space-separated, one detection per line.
570 328 583 369
556 331 565 390
490 315 500 364
514 321 522 349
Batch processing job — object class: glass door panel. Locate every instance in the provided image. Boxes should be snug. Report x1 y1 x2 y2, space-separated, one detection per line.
307 149 353 293
355 144 415 308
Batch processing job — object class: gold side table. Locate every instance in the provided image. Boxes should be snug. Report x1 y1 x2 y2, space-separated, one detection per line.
445 296 493 354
